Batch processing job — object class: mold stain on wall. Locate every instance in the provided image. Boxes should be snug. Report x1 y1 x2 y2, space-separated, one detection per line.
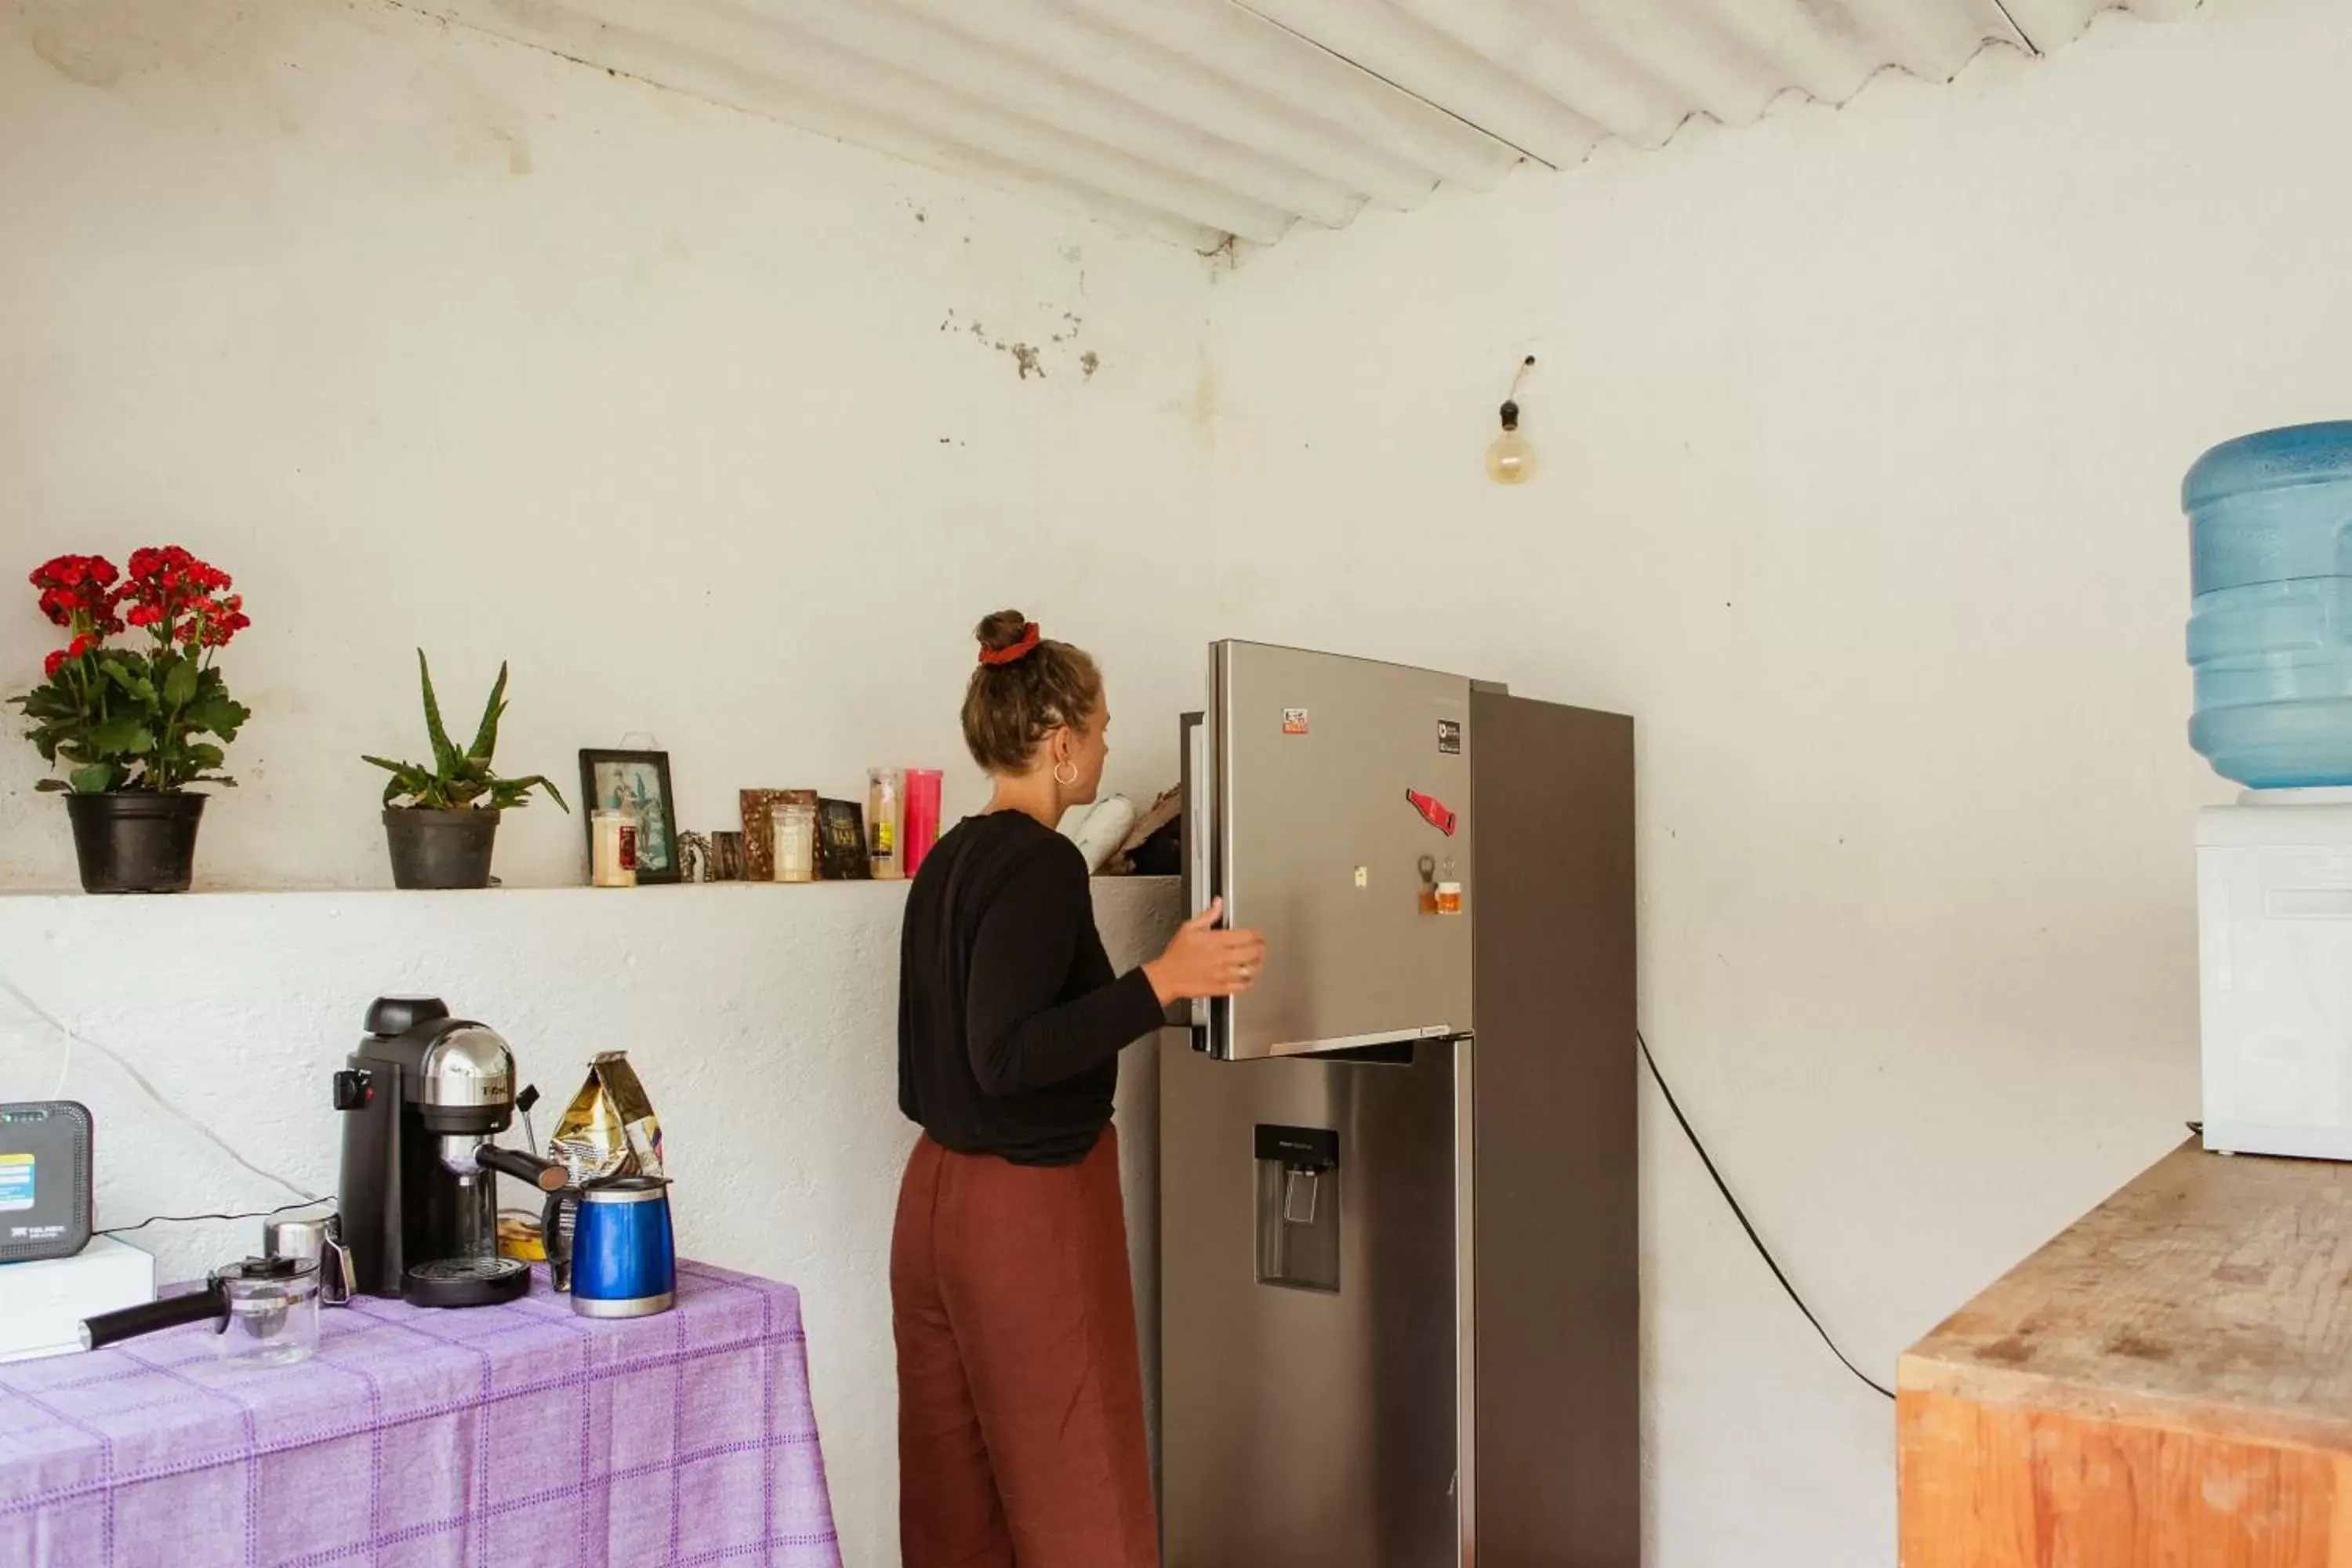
13 0 313 125
625 230 695 288
401 53 537 177
920 230 1106 384
938 307 1097 384
27 22 126 89
20 0 299 86
997 335 1045 380
1185 348 1221 437
10 0 537 180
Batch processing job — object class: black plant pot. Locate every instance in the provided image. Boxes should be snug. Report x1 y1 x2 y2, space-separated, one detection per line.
383 808 501 890
65 791 206 895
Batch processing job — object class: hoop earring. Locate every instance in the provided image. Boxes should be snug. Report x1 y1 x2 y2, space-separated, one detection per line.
1053 760 1079 788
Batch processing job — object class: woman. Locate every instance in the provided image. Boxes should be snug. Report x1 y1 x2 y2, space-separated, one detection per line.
894 610 1265 1568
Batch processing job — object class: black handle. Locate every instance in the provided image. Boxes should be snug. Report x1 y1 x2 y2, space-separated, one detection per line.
476 1144 567 1192
540 1187 576 1290
81 1284 225 1351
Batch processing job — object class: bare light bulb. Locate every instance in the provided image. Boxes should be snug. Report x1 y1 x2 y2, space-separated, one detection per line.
1485 398 1533 485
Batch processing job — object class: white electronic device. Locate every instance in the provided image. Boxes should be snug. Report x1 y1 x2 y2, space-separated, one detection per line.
2198 793 2352 1160
0 1234 156 1362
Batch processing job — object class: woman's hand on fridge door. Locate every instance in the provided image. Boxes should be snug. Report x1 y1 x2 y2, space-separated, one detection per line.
1145 898 1267 1006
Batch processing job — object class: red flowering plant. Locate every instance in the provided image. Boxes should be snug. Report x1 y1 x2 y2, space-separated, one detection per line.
9 547 252 793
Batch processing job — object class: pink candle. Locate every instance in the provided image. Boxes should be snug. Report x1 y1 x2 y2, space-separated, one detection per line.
904 768 943 877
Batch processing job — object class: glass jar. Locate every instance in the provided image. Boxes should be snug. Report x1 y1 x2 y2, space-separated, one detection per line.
771 801 815 884
868 768 905 880
904 768 942 877
591 808 639 888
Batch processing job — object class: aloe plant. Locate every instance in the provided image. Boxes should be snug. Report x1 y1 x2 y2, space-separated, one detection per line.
363 651 567 813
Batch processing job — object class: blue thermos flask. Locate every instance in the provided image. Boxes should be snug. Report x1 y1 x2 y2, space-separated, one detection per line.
554 1176 676 1318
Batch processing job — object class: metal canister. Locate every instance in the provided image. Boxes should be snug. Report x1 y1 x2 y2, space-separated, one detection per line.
264 1213 353 1305
568 1178 675 1319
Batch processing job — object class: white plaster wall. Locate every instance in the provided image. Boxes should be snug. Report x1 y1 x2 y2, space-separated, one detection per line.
0 878 1182 1567
0 0 1216 892
11 0 2350 1564
1200 3 2347 1563
0 9 1206 1561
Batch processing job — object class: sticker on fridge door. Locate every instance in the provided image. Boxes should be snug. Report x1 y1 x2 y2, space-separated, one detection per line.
1437 720 1461 755
1282 709 1310 735
1406 789 1457 837
0 1153 31 1213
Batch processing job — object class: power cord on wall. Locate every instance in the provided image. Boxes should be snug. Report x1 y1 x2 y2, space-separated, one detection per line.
97 1196 331 1239
1 954 1896 1392
1638 1028 1897 1403
0 969 323 1207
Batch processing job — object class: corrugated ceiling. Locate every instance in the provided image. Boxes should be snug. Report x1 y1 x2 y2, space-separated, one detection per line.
402 0 2203 252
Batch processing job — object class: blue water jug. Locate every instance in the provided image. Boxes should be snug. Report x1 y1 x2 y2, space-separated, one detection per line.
2185 422 2352 787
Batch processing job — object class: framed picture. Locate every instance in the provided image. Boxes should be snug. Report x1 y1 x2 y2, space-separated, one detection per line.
709 830 745 883
815 798 869 881
579 750 681 884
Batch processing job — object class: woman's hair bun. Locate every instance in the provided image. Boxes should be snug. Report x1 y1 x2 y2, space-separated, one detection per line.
961 608 1100 774
975 609 1031 653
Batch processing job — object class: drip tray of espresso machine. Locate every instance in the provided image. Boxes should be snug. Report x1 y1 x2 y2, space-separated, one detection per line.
405 1254 530 1308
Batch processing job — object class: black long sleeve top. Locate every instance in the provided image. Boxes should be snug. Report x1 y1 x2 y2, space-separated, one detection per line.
897 810 1166 1166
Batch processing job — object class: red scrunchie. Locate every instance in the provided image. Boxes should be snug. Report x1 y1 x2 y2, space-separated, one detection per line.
978 622 1041 666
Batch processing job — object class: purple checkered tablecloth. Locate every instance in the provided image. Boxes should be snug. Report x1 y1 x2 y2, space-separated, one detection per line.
0 1258 841 1567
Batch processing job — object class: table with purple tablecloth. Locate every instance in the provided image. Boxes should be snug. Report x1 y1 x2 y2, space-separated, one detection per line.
0 1258 842 1567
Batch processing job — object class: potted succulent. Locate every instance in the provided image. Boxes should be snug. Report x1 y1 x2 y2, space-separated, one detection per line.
9 549 252 893
365 651 566 889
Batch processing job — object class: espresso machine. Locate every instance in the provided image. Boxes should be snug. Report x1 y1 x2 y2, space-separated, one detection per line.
332 997 564 1307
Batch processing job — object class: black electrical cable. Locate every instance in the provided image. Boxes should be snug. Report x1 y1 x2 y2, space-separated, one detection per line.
98 1197 329 1239
1638 1029 1896 1403
1988 0 2043 56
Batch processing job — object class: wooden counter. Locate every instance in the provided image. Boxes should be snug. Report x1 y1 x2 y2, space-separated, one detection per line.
1899 1141 2352 1566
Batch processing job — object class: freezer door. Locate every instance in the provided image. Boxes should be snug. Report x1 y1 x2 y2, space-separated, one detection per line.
1204 642 1475 1060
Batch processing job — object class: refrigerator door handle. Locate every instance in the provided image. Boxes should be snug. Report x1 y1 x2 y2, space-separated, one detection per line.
1186 713 1215 1033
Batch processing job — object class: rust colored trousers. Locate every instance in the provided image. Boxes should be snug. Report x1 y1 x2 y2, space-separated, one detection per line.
892 1127 1158 1568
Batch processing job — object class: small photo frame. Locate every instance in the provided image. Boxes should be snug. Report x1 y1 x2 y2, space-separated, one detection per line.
709 829 746 882
579 750 681 884
815 798 870 881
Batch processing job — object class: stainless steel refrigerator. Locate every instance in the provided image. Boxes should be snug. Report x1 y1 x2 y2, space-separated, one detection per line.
1160 641 1637 1568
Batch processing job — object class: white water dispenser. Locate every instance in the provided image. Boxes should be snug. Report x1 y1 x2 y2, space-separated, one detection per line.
2199 791 2352 1160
